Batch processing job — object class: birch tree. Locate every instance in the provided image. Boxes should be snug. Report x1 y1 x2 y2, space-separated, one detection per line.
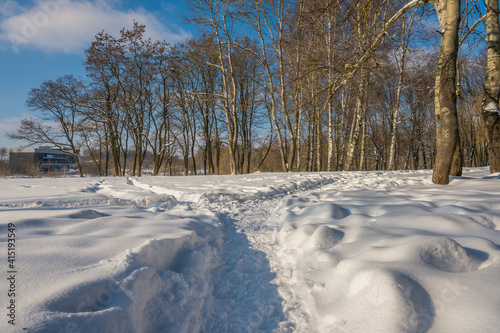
432 0 462 184
482 0 500 173
187 0 241 174
387 9 418 170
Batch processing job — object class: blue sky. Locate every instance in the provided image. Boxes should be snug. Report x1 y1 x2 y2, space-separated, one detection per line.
0 0 192 148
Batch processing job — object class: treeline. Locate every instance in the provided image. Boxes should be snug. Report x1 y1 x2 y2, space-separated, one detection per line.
9 0 495 179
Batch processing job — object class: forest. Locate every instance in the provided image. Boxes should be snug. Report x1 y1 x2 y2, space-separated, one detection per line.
8 0 500 184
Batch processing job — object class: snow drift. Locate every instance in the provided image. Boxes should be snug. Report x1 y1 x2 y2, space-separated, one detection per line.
0 168 499 332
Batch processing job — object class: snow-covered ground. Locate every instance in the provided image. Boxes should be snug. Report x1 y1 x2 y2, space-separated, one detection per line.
1 168 499 332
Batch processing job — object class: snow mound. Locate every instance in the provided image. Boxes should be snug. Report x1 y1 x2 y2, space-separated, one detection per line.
272 169 500 332
132 195 178 209
310 225 344 250
39 218 222 333
279 223 344 250
279 202 350 227
65 209 109 219
334 270 433 333
418 237 480 273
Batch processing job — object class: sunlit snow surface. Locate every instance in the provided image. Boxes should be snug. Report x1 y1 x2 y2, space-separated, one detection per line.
1 168 499 332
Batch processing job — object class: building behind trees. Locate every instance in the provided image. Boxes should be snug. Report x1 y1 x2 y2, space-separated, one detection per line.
9 147 77 174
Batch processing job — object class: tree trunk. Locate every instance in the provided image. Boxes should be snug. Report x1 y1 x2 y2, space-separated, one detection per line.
432 0 461 184
483 0 500 173
184 152 189 176
75 155 84 177
315 98 321 171
359 109 367 171
338 88 347 170
307 118 313 171
450 142 463 176
191 140 197 176
388 15 408 170
104 129 109 177
326 18 335 171
327 97 334 171
345 71 367 171
296 92 303 171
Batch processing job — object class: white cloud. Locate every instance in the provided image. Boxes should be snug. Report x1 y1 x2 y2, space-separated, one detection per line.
0 115 27 131
0 114 31 130
0 0 190 53
0 0 26 18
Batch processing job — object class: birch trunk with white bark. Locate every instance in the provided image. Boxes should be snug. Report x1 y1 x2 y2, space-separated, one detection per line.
432 0 461 184
483 0 500 173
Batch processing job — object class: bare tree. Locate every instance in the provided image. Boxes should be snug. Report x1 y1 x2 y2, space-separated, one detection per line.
120 23 169 176
9 75 86 177
80 119 106 176
186 0 242 174
151 43 176 176
388 9 418 169
85 31 125 176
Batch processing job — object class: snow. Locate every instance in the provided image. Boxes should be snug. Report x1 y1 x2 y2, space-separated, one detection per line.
1 168 499 332
484 102 500 114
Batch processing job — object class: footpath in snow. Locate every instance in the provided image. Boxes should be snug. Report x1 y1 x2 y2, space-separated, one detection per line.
1 168 499 332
